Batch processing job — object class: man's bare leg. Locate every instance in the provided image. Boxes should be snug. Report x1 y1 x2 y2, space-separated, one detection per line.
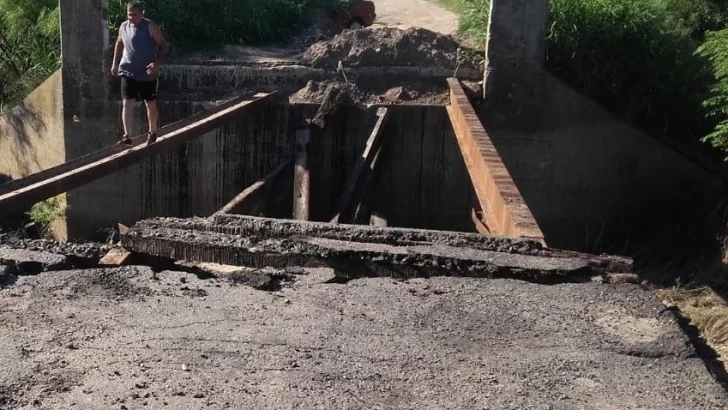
121 98 135 144
145 99 158 144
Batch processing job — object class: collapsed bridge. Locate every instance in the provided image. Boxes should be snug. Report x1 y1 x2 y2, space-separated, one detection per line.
3 77 613 279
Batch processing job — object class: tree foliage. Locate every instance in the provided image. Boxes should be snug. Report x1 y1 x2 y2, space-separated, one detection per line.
0 0 60 109
697 28 728 156
446 0 728 155
107 0 347 48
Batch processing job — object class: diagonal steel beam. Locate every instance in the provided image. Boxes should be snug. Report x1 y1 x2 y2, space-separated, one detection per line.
0 91 276 217
446 78 545 244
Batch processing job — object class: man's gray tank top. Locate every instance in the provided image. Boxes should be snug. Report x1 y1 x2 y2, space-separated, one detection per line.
118 18 158 82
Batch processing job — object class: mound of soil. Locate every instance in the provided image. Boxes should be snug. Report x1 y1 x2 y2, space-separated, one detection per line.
23 267 155 301
289 79 449 105
302 26 484 70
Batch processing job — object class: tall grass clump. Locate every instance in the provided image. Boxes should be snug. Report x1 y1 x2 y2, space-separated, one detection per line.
545 0 713 142
108 0 348 48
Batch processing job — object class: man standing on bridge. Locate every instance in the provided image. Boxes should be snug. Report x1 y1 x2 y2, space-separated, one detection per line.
110 2 169 146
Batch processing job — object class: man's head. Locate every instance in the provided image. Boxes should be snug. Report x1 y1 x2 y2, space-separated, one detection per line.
126 2 144 25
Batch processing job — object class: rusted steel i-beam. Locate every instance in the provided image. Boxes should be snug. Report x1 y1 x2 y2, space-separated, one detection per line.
445 78 545 244
331 107 389 224
0 92 276 217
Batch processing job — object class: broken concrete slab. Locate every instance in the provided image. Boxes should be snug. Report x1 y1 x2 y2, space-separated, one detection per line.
0 247 71 275
120 215 632 282
0 267 725 409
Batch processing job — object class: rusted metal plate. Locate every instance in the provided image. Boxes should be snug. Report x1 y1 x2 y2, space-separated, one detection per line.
0 92 275 217
446 78 545 244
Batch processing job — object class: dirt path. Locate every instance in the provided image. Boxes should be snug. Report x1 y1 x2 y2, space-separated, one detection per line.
372 0 459 34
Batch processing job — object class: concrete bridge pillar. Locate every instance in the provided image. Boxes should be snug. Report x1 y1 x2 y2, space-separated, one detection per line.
59 0 113 159
59 0 118 240
482 0 550 126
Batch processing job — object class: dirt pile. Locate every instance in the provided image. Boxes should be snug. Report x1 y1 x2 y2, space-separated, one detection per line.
302 26 484 71
289 79 450 105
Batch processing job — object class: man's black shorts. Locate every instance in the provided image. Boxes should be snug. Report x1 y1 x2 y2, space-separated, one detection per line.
120 76 158 101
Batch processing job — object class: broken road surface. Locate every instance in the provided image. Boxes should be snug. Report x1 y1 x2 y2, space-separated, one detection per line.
0 266 726 409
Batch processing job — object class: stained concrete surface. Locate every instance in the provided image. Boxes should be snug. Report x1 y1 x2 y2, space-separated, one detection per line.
0 266 726 409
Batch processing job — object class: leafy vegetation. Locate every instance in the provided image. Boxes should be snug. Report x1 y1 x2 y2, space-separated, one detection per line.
0 0 60 109
26 195 65 237
697 28 728 155
442 0 728 155
0 0 346 108
107 0 347 48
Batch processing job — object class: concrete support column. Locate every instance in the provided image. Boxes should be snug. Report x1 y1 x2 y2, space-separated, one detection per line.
482 0 549 125
60 0 119 240
60 0 112 159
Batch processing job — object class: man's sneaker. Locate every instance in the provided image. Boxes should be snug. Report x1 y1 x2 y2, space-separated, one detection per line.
146 131 157 146
119 134 132 146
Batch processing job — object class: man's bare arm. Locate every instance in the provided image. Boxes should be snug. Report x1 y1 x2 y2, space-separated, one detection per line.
111 25 124 76
149 23 169 65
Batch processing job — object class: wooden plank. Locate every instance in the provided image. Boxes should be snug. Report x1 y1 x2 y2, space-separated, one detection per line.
99 248 134 266
350 137 386 224
293 128 311 220
445 78 545 244
0 92 264 196
331 107 389 224
0 92 276 218
217 158 292 215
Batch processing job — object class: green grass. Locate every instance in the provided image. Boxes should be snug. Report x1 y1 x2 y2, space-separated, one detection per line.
440 0 722 153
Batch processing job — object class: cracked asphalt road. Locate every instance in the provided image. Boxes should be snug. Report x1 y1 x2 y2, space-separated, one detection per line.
0 266 726 409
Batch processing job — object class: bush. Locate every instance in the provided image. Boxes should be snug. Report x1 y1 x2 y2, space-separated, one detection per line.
545 0 713 141
107 0 349 48
26 195 65 237
444 0 721 148
697 28 728 156
0 0 60 108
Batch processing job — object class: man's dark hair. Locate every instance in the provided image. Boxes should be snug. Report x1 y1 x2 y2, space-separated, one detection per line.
127 2 144 12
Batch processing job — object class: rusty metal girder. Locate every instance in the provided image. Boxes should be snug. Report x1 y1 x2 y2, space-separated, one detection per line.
445 78 545 244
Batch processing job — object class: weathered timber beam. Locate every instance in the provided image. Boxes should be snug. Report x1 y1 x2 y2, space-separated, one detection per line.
293 128 311 220
120 215 632 282
217 158 292 215
0 92 276 217
446 78 545 244
331 107 390 224
351 138 386 224
0 92 264 196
